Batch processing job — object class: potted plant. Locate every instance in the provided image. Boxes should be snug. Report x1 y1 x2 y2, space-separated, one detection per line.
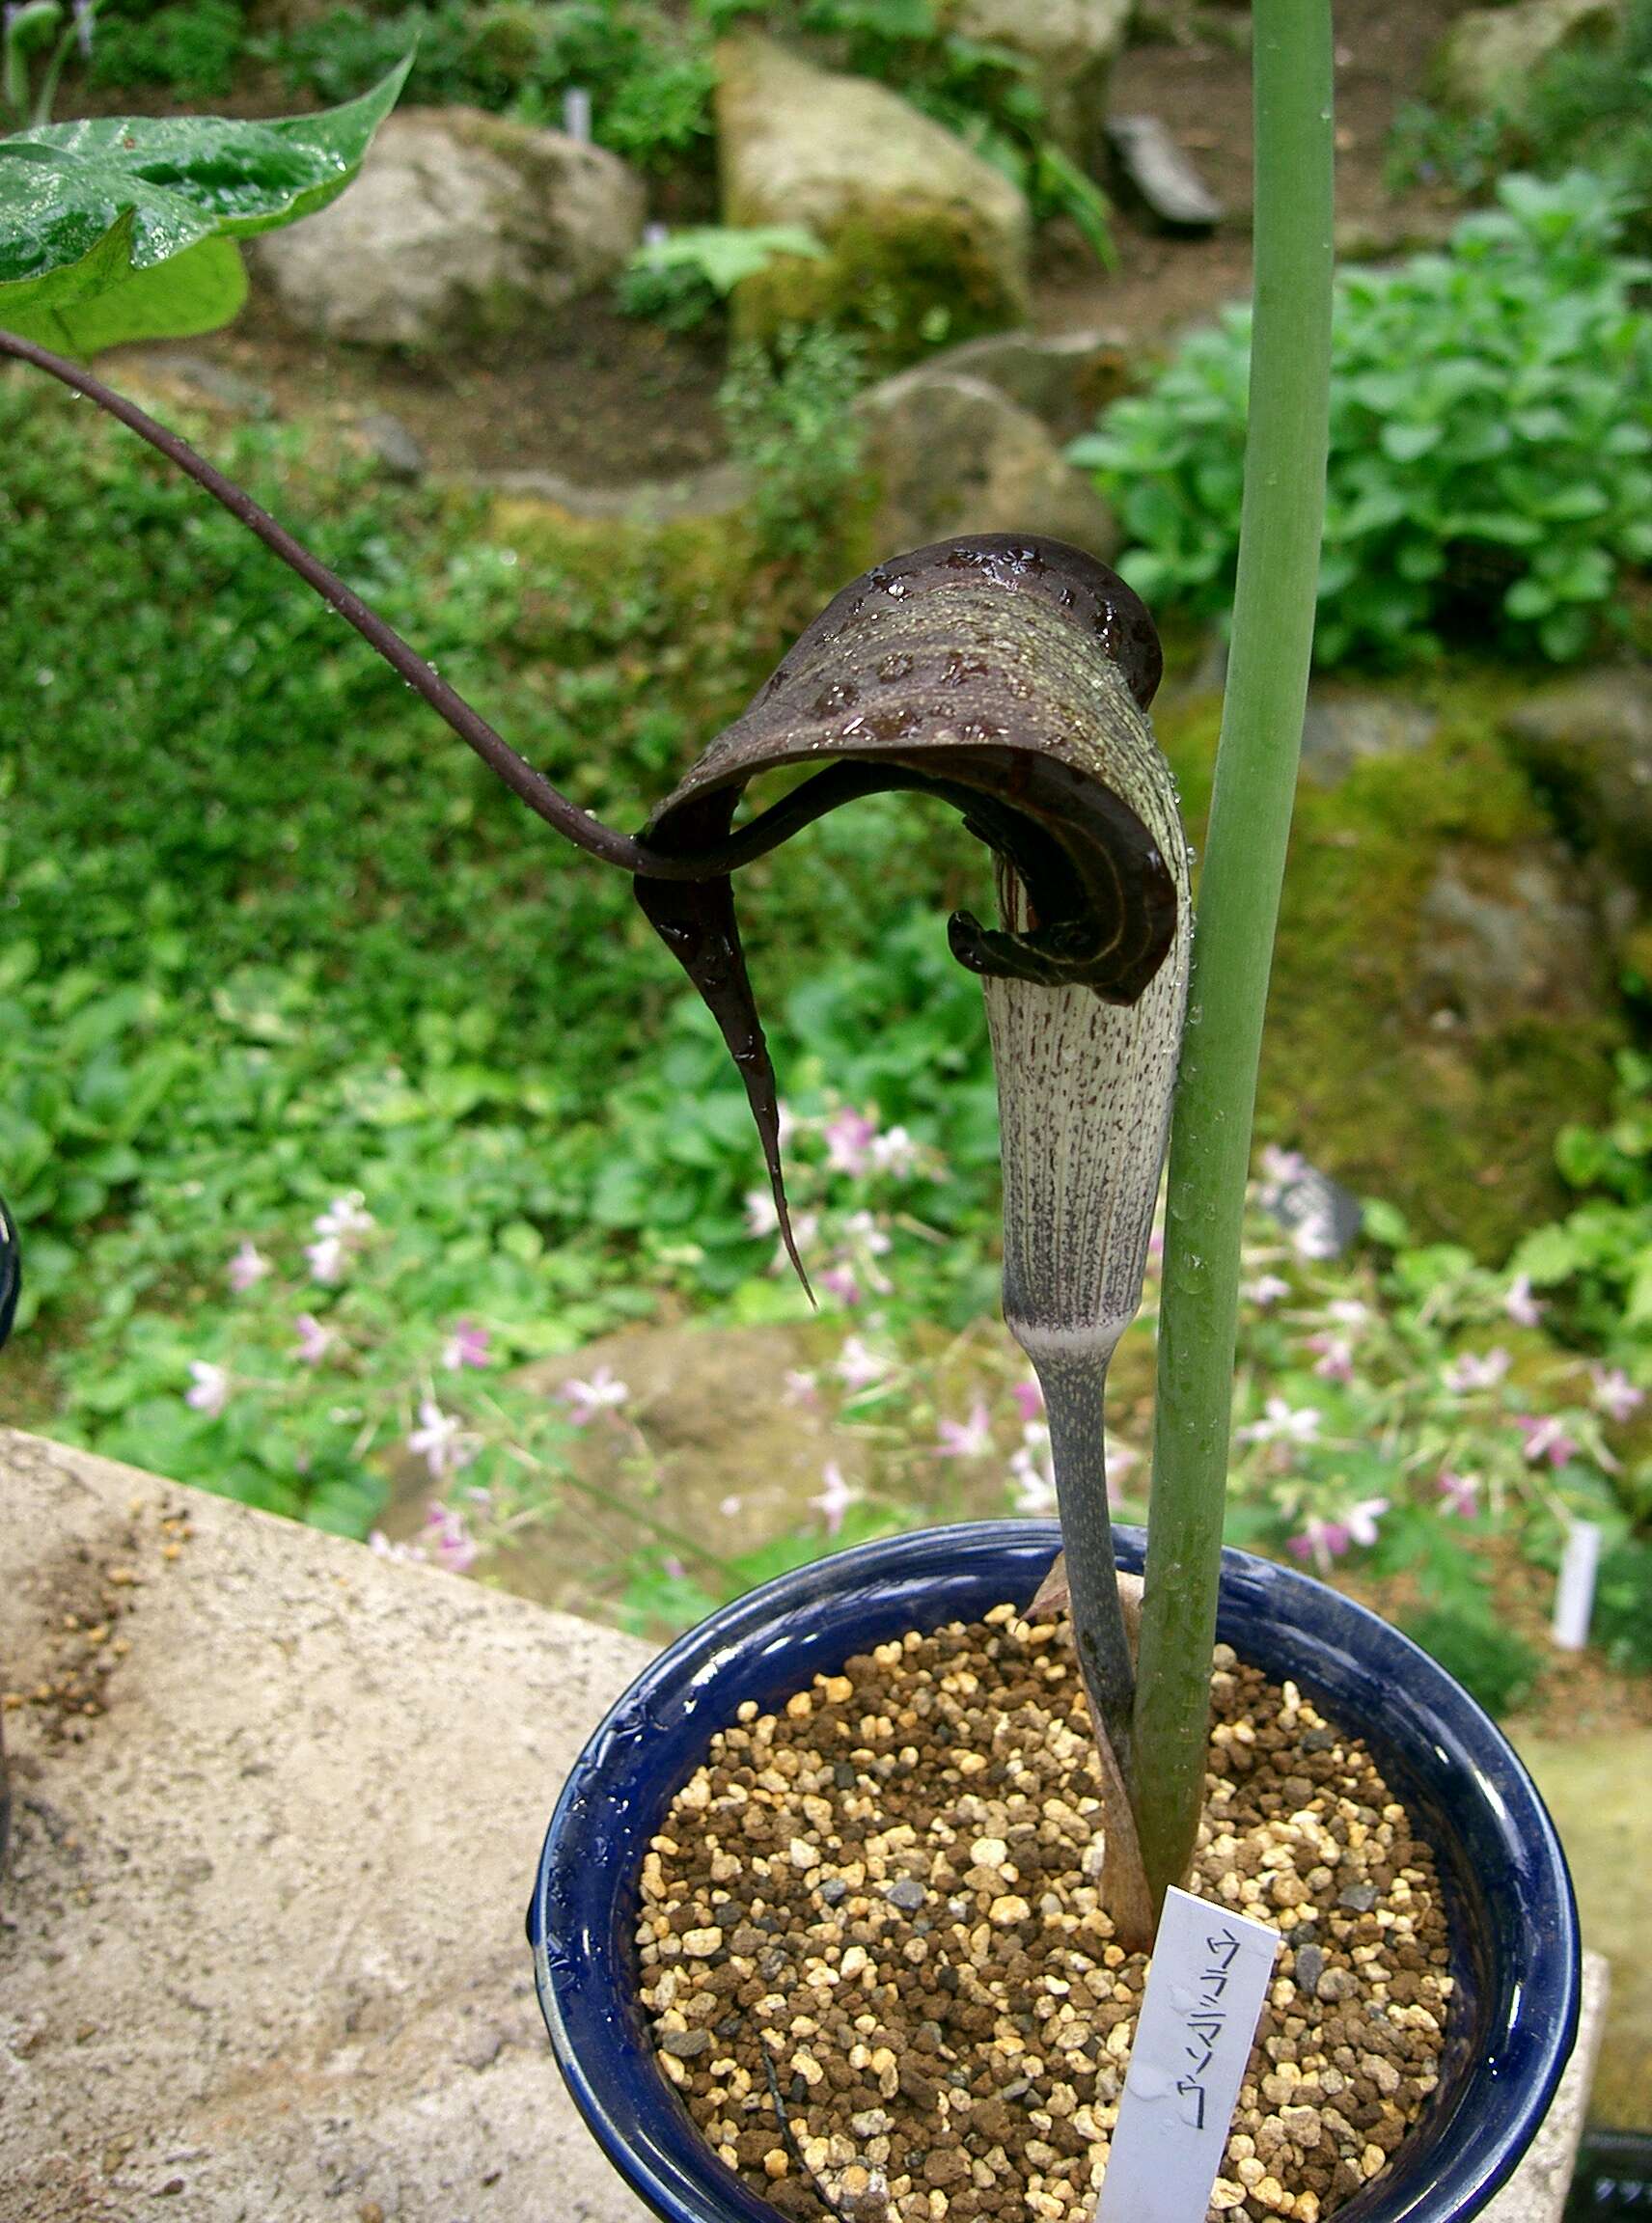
0 3 1580 2216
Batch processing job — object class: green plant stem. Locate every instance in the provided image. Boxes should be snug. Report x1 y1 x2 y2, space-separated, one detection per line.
1133 0 1335 1911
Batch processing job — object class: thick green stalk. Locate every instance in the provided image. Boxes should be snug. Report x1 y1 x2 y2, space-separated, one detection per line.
1132 0 1335 1909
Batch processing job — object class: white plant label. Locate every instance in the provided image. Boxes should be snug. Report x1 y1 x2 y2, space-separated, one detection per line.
1097 1888 1280 2223
1552 1518 1603 1651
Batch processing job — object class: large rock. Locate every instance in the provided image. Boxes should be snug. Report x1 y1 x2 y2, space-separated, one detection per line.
252 107 645 347
941 0 1132 170
716 35 1031 366
857 367 1119 558
1156 683 1631 1254
1416 845 1604 1032
1434 0 1623 113
923 324 1134 440
1502 668 1652 881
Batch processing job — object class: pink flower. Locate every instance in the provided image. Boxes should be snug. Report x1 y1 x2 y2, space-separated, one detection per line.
293 1312 335 1365
824 1108 878 1177
1590 1365 1643 1424
1327 1299 1371 1331
562 1365 629 1425
1504 1276 1546 1329
441 1319 491 1372
819 1263 862 1306
407 1397 477 1480
184 1360 230 1417
227 1241 269 1294
1437 1469 1479 1518
1288 1517 1351 1571
1009 1433 1057 1516
783 1368 819 1409
422 1499 478 1574
1516 1414 1577 1468
812 1462 856 1537
1443 1346 1511 1395
835 1336 891 1392
1244 1274 1291 1308
937 1400 992 1459
1238 1397 1322 1446
1261 1146 1309 1186
663 1554 687 1581
719 1494 743 1518
1010 1379 1044 1425
1308 1332 1355 1384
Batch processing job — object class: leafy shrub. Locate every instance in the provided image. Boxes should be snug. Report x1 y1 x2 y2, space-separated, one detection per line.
1398 1606 1542 1717
718 323 869 561
617 225 826 332
91 0 245 96
1593 1538 1652 1672
1073 174 1652 666
264 0 715 172
1389 4 1652 242
1521 0 1652 246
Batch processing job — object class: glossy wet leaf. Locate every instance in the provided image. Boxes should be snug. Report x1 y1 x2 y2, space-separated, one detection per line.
1 230 245 351
0 60 406 327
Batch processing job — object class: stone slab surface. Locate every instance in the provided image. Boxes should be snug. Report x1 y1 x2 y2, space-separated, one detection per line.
1484 1949 1609 2223
0 1427 654 2223
0 1428 1607 2222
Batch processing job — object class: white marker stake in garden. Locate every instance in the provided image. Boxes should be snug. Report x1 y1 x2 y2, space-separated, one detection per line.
1097 1890 1280 2223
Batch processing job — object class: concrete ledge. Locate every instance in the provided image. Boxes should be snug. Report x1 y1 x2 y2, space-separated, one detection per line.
0 1429 1606 2223
1 1427 654 2223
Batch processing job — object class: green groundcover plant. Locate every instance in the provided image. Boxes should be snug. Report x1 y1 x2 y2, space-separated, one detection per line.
1074 172 1652 667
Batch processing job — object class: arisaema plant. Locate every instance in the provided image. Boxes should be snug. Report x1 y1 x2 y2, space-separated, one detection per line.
0 0 1335 1950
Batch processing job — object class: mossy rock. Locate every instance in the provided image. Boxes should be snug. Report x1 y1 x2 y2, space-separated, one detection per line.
1157 675 1629 1255
715 36 1031 369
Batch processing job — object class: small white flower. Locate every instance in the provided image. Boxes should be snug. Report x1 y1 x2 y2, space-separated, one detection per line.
1345 1496 1389 1548
1244 1274 1291 1308
1503 1275 1546 1329
1237 1396 1321 1446
407 1397 477 1480
811 1462 856 1537
744 1188 781 1239
562 1364 629 1425
835 1336 892 1391
184 1360 230 1417
306 1233 346 1284
1590 1364 1643 1424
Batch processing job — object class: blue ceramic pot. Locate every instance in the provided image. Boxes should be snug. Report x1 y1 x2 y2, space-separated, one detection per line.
529 1523 1580 2223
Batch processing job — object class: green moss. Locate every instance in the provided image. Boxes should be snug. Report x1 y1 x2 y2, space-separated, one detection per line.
1155 675 1626 1254
732 212 1023 370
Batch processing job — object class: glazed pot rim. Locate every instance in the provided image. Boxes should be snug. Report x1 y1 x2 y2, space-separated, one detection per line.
530 1520 1581 2223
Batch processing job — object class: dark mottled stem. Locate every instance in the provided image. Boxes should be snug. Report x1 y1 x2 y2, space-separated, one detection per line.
1035 1355 1134 1774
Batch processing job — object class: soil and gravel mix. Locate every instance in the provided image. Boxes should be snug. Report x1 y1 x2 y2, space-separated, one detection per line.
638 1608 1452 2223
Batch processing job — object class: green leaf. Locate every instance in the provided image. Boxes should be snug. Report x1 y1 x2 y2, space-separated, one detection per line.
0 60 407 341
628 224 825 296
3 232 246 351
